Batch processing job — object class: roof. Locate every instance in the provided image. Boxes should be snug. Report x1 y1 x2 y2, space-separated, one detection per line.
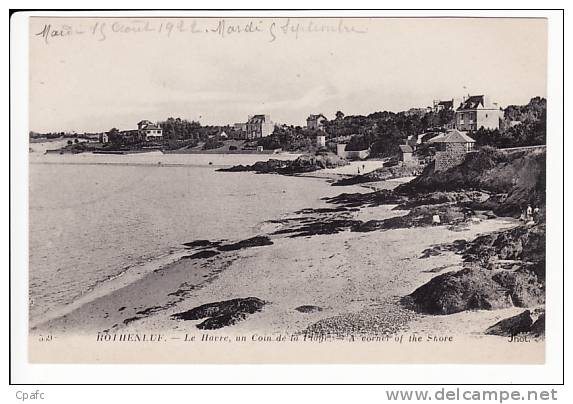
426 132 446 143
457 95 499 110
141 123 161 130
399 144 414 153
430 129 475 144
248 114 270 123
437 100 454 109
307 114 327 121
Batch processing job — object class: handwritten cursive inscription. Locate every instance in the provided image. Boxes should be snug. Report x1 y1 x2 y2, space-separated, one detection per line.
34 18 368 45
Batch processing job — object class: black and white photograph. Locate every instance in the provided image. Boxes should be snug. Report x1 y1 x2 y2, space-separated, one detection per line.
12 10 561 370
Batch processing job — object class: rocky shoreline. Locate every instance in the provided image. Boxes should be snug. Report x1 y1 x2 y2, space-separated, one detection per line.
32 147 546 341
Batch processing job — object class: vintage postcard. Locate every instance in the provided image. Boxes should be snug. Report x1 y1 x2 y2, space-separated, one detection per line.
24 13 551 364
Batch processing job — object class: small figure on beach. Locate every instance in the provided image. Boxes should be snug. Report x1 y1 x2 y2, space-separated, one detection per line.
358 167 361 174
526 205 533 221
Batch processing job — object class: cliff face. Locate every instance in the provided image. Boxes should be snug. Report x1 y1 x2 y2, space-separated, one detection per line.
397 146 546 217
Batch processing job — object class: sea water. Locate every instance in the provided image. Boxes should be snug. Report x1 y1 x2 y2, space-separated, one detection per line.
29 148 356 326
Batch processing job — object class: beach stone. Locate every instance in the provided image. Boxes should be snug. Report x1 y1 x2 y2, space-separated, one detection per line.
171 297 266 330
184 250 220 260
295 305 323 313
183 240 215 248
485 310 534 336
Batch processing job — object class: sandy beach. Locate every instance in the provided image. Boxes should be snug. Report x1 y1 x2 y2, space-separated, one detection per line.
31 175 522 340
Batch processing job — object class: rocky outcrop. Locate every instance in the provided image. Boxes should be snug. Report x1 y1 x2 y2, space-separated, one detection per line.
171 297 267 329
462 224 546 270
408 264 544 316
332 164 421 186
357 204 468 232
395 191 491 210
183 236 274 253
217 236 273 251
407 220 546 318
219 153 348 175
272 218 362 238
397 147 546 217
323 189 407 208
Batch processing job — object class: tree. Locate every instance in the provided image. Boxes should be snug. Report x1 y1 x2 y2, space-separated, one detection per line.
335 111 345 121
107 128 123 146
202 137 223 150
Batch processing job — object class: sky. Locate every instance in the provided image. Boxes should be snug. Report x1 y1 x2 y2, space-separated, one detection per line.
29 17 547 133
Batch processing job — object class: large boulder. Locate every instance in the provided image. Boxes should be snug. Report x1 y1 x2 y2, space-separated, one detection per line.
408 268 513 315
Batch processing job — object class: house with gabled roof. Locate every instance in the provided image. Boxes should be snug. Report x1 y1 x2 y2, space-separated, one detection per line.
430 129 476 171
455 95 503 131
306 114 327 130
433 98 462 113
246 114 274 139
398 144 414 163
137 120 163 141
